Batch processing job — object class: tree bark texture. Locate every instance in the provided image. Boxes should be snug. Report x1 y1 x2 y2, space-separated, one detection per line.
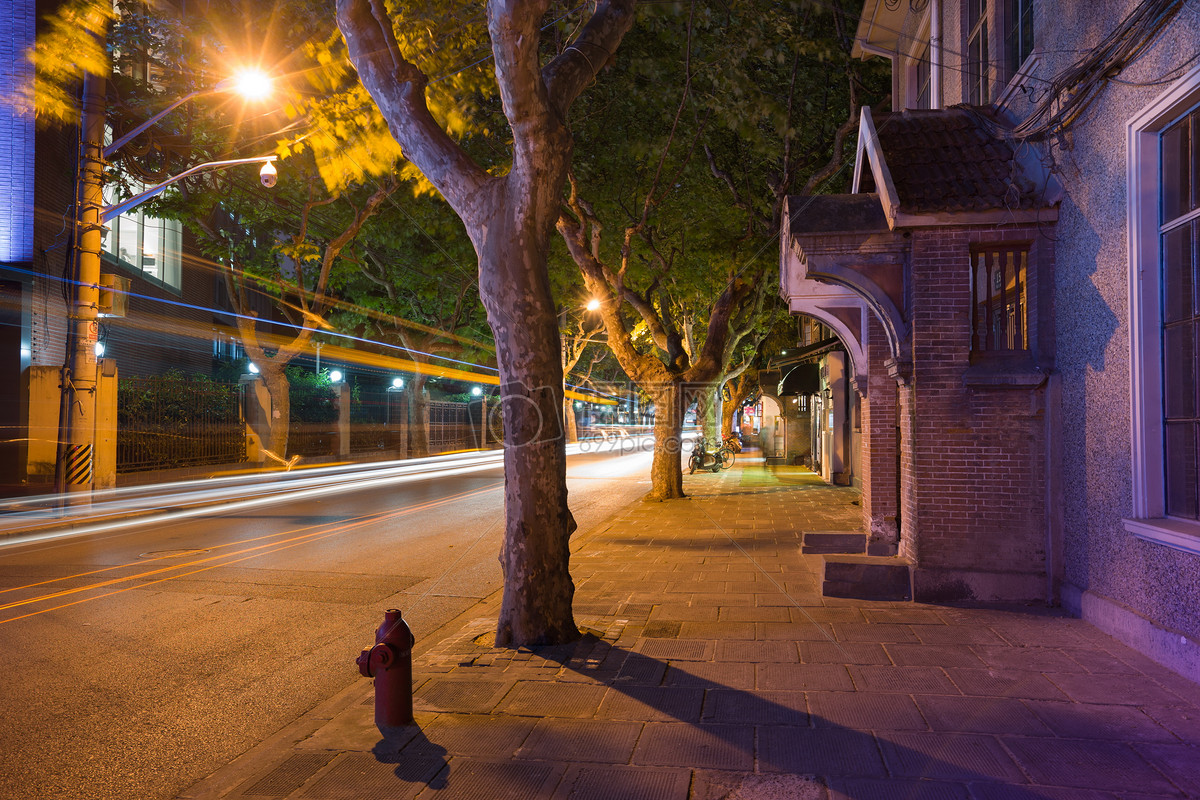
260 363 291 458
338 0 635 646
408 375 431 458
648 385 685 499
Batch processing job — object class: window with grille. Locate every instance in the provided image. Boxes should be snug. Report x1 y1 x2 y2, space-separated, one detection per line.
1161 106 1199 520
971 246 1029 352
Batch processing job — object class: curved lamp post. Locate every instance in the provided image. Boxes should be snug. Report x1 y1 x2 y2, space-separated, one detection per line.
57 68 277 502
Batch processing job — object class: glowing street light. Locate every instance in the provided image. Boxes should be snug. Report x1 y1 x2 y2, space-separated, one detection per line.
392 377 404 389
585 298 601 312
330 370 344 383
230 68 272 101
471 386 483 397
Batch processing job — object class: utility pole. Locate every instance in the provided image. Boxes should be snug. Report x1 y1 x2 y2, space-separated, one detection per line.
56 67 107 501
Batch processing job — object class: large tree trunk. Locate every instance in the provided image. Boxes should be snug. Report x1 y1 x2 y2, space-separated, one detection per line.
563 395 579 443
337 0 635 647
478 201 578 647
409 374 431 457
647 383 685 500
720 392 738 439
722 375 754 441
695 387 716 442
260 363 291 459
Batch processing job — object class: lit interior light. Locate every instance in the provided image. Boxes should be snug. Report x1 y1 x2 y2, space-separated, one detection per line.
392 378 404 389
330 370 343 383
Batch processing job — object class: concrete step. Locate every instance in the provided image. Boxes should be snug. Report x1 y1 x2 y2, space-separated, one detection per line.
822 555 912 601
801 531 866 555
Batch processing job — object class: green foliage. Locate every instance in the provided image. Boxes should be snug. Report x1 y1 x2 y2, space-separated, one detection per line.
289 3 501 194
117 370 245 470
287 366 338 424
21 0 115 124
553 0 888 375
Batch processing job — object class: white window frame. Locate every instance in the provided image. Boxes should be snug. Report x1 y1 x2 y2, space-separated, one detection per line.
1125 63 1200 555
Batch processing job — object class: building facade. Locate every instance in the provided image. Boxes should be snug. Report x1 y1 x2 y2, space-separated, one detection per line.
781 0 1200 680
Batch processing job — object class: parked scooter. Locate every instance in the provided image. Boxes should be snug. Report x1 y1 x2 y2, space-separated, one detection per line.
688 436 736 474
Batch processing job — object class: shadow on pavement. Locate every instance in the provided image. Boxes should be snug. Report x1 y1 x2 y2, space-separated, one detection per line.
354 633 1150 799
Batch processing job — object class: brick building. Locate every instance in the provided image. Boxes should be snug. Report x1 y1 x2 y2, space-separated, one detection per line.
781 0 1200 681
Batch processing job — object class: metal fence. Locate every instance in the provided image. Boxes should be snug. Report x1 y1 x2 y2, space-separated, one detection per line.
429 401 474 452
117 375 246 472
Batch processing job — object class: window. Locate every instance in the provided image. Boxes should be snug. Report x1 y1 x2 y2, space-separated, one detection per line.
1126 65 1200 553
967 0 990 104
1003 0 1035 81
971 246 1028 352
1160 109 1199 520
914 48 932 110
101 184 183 291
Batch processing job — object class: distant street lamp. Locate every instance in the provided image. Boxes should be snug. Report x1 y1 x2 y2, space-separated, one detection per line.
585 298 601 311
57 65 276 501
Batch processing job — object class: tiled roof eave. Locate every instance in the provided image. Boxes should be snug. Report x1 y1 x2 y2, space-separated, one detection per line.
890 204 1059 228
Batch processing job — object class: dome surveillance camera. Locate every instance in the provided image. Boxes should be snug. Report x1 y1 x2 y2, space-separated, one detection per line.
259 161 277 188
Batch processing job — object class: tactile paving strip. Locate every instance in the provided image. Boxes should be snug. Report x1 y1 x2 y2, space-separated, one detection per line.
427 759 556 800
414 679 509 713
301 752 444 799
240 752 336 797
636 638 710 660
562 766 690 800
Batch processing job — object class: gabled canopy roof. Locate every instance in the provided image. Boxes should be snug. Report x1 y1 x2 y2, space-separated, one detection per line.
853 106 1060 228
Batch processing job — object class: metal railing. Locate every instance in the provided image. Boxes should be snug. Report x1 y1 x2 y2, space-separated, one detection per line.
117 375 246 472
428 401 475 452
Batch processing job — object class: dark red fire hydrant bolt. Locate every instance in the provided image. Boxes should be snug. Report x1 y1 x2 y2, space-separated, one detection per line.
356 608 415 727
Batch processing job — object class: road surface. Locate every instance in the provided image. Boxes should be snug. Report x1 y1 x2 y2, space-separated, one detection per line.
0 440 654 800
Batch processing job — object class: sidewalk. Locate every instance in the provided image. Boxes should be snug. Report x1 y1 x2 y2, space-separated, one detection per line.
180 456 1200 800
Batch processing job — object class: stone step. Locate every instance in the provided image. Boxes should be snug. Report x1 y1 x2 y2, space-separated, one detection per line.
822 555 912 601
801 531 866 555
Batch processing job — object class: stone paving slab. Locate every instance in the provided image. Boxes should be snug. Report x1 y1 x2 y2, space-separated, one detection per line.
180 459 1200 800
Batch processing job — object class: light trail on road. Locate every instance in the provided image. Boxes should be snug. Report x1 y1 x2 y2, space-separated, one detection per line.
0 436 657 622
0 483 502 625
0 437 656 548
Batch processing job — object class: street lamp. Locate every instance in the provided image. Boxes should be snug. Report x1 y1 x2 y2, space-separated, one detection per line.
56 67 276 501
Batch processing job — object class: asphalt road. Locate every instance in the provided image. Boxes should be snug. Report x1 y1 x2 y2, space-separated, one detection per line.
0 441 654 800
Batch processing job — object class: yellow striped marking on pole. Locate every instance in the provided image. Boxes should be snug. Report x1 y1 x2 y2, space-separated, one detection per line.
66 444 93 486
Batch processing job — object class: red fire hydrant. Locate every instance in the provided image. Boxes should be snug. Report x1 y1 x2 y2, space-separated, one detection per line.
356 608 415 726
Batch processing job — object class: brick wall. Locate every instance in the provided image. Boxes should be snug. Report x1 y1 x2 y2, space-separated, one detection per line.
905 224 1052 601
860 313 899 552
